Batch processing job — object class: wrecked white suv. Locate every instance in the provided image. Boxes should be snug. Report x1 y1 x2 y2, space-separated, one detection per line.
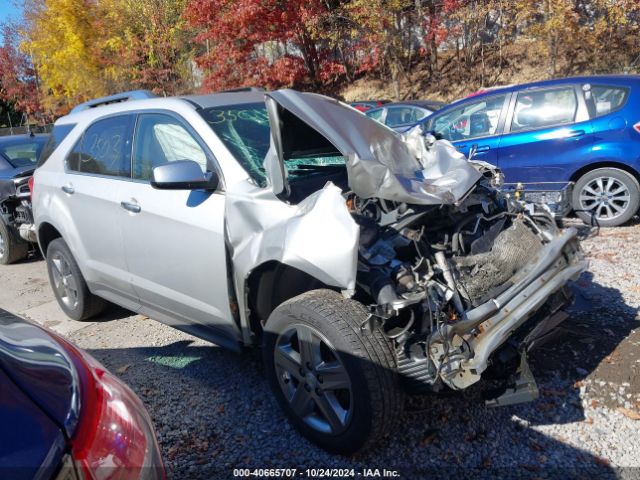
33 89 587 453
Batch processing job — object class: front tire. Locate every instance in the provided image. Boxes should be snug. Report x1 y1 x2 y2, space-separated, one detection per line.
46 238 106 321
0 219 29 265
572 168 640 227
263 289 403 454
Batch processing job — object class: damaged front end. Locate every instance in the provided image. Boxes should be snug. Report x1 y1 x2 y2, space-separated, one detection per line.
352 177 586 399
229 90 587 404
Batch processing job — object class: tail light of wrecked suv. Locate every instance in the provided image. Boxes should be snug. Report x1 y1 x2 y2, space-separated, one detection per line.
28 176 34 199
57 335 166 479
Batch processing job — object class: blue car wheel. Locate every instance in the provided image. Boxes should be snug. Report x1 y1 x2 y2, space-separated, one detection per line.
572 167 640 227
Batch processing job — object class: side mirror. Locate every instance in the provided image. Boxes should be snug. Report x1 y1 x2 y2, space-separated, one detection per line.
151 160 219 190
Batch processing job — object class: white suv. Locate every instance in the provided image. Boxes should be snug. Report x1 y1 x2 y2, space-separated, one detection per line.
33 89 587 453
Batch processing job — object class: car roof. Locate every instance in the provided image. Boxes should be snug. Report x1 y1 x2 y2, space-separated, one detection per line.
57 91 267 125
182 91 266 108
446 74 640 109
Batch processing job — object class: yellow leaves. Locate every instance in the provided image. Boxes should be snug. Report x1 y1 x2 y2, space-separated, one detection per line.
22 0 104 103
20 0 191 110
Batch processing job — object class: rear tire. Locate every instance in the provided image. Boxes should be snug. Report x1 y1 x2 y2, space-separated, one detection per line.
46 238 106 321
572 168 640 227
0 218 28 265
263 289 404 454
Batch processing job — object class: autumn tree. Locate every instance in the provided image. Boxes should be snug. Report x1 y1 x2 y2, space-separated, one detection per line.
23 0 106 110
95 0 194 95
0 23 45 123
184 0 351 91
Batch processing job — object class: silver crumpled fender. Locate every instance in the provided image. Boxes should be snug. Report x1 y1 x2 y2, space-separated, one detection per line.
225 181 360 343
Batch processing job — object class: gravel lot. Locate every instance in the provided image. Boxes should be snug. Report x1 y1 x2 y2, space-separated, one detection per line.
1 218 639 478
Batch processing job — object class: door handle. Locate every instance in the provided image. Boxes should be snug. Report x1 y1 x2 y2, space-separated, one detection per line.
61 185 74 194
565 130 585 139
120 201 141 213
475 145 490 153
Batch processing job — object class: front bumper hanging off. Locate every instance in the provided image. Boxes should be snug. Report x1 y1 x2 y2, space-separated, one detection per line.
432 227 588 391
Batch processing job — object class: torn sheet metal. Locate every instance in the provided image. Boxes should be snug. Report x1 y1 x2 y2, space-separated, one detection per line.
264 89 483 205
225 181 359 339
0 178 17 204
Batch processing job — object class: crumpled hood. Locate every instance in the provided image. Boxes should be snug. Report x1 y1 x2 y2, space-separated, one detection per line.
265 89 483 205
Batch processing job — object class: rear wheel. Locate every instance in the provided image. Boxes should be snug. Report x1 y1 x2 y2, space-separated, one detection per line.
46 238 106 321
0 218 28 265
573 168 640 227
263 289 403 454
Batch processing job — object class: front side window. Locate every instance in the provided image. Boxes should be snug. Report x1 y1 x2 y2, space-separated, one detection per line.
132 114 208 181
428 94 507 141
200 103 345 187
591 85 629 117
67 116 133 177
511 87 577 132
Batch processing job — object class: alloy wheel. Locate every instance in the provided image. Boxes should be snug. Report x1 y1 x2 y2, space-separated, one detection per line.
274 324 353 435
50 252 79 310
578 176 631 221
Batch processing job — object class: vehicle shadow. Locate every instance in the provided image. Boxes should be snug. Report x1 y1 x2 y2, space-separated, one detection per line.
85 271 634 480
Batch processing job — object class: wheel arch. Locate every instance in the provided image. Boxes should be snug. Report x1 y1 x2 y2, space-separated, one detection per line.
569 161 640 185
37 222 63 257
245 261 331 340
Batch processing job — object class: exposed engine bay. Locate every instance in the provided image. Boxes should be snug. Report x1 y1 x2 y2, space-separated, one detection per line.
0 175 36 244
347 171 586 397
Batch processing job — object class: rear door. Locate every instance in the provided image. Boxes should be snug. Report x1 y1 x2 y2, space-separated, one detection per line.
62 114 139 310
118 112 239 346
426 93 511 165
497 84 593 183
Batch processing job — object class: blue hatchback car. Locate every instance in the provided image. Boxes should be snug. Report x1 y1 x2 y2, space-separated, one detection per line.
420 75 640 226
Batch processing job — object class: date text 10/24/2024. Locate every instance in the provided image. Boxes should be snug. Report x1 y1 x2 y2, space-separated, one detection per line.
233 468 401 478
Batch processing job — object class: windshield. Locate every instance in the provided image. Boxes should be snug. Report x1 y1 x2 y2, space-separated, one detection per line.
200 102 345 187
0 139 45 169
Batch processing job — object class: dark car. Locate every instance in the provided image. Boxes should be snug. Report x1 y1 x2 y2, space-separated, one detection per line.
0 134 47 264
0 309 165 479
366 100 445 132
419 75 640 226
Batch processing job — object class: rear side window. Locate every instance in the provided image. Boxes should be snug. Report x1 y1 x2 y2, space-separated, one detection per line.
67 116 134 177
591 85 629 117
38 124 76 167
511 87 577 132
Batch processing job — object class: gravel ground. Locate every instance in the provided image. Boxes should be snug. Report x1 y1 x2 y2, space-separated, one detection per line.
1 218 639 478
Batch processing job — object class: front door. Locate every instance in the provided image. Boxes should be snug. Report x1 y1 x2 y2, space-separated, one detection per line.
428 93 511 165
119 112 239 343
497 85 594 184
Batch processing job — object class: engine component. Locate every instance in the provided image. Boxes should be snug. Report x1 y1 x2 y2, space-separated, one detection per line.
452 218 542 303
